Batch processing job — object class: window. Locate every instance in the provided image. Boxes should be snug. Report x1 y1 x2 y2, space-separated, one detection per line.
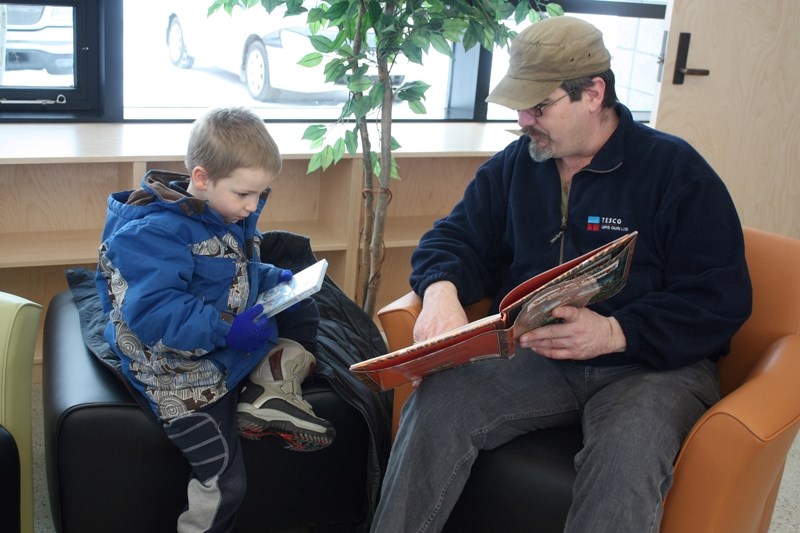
122 0 452 121
487 11 667 120
0 0 100 117
0 0 666 122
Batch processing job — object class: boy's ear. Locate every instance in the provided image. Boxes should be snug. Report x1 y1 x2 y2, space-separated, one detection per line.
191 166 211 191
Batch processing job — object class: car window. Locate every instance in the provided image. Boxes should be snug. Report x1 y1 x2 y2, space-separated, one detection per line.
0 4 74 90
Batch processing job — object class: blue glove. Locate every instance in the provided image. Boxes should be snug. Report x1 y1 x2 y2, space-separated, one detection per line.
278 269 293 283
225 304 275 352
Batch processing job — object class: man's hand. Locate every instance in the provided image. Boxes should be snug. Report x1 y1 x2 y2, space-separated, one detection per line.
413 281 469 343
518 306 626 360
410 281 468 388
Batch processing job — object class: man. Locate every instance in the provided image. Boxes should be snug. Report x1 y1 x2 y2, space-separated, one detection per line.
370 16 752 532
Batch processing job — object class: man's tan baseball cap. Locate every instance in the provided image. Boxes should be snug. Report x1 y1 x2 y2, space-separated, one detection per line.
486 17 611 111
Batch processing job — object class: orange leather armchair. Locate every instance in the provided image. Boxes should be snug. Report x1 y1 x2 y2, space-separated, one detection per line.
377 227 800 533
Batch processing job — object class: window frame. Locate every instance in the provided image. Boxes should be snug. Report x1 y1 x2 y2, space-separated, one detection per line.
0 0 103 120
0 0 665 123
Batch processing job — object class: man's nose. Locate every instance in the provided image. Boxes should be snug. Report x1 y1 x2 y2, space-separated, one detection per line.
518 109 537 128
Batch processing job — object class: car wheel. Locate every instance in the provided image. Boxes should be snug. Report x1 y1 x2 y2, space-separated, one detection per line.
245 40 279 101
167 17 194 69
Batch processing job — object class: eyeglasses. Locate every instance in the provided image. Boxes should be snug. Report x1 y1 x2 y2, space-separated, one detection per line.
523 91 574 118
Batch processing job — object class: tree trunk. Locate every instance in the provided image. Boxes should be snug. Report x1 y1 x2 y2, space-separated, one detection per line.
361 57 394 318
357 117 375 308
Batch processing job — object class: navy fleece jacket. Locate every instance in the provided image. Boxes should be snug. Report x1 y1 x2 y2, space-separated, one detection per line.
410 104 752 370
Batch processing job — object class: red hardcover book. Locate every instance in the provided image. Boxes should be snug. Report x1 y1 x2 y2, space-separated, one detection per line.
351 231 638 390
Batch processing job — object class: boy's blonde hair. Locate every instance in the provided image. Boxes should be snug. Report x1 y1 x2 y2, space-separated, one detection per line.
185 107 282 181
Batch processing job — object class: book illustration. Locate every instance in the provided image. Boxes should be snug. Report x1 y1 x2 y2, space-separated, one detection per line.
350 232 637 391
511 253 627 335
255 259 328 318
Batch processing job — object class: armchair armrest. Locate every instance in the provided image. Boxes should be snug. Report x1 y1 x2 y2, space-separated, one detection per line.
377 292 492 439
662 334 800 533
378 291 422 354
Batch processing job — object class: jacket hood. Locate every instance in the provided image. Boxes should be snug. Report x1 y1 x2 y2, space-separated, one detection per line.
102 170 218 241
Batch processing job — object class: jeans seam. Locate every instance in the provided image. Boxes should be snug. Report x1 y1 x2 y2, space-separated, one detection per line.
419 448 475 532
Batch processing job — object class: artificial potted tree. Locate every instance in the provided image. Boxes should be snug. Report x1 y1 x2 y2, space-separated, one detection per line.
211 0 563 317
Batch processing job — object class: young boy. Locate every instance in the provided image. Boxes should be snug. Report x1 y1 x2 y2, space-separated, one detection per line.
95 107 334 532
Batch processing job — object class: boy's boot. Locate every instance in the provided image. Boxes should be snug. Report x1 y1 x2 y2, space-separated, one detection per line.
237 338 335 452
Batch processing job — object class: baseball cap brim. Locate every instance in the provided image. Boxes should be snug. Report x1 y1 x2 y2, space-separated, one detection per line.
486 77 563 111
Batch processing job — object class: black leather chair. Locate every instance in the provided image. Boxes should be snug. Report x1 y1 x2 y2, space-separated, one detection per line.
43 290 376 533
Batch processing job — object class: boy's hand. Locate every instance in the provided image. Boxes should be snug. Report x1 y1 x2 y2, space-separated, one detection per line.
225 304 275 352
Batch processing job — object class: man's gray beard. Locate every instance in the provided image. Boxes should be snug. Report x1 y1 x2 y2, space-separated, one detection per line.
527 138 553 162
523 130 553 163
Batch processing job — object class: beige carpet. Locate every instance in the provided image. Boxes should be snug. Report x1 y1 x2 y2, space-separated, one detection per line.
30 383 800 532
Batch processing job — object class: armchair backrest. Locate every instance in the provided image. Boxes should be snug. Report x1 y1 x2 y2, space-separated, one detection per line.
721 227 800 396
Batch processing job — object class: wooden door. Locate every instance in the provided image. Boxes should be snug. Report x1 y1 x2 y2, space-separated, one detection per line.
653 0 800 238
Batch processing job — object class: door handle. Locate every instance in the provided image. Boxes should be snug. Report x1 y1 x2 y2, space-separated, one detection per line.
672 32 710 84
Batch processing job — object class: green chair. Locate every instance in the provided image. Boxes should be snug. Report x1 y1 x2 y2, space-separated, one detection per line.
0 291 42 533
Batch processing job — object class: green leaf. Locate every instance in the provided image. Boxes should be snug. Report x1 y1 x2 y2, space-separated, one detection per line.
344 129 359 155
307 152 323 173
332 138 346 161
513 2 530 24
320 145 335 170
397 80 431 99
429 33 453 57
310 35 335 53
309 135 324 149
389 136 401 150
368 82 384 108
261 0 285 13
324 1 349 20
283 0 306 17
410 32 429 49
408 99 427 114
494 2 515 20
546 3 565 17
346 75 374 93
298 52 323 68
323 59 347 83
401 41 425 65
302 124 327 141
306 7 325 24
353 95 374 119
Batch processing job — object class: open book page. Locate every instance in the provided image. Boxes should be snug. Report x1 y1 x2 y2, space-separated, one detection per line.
351 232 637 390
255 259 328 318
510 245 633 336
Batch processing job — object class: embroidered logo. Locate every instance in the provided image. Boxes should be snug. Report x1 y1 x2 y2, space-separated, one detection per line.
587 216 629 233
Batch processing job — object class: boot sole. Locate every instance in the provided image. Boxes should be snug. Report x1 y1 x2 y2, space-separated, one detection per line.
237 411 335 452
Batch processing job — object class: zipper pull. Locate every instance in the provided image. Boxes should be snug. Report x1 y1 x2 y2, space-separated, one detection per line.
550 215 567 246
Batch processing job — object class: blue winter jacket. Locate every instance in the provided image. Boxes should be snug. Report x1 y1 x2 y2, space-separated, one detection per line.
95 170 287 419
410 104 752 370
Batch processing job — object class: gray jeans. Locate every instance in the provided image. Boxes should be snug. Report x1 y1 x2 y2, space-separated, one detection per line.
370 348 719 533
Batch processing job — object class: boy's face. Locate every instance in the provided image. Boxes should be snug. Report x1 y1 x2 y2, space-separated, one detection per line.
189 166 275 224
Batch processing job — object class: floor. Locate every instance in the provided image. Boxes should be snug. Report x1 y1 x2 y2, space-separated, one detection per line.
30 383 800 532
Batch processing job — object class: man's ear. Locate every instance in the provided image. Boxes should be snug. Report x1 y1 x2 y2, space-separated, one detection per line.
191 166 211 191
584 77 606 113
